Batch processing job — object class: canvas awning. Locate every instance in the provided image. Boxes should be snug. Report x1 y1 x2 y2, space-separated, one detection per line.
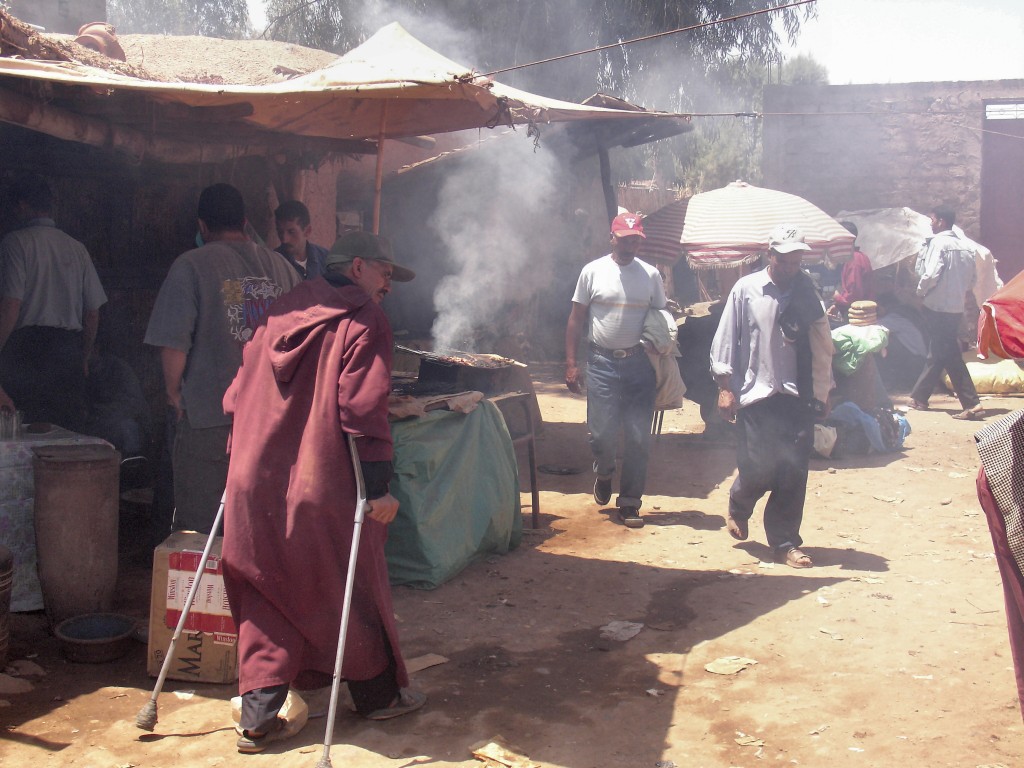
0 21 692 160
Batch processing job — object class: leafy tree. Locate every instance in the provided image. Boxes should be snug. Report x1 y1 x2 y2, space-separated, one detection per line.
254 1 816 191
647 50 829 193
778 52 829 85
108 0 251 37
260 1 813 101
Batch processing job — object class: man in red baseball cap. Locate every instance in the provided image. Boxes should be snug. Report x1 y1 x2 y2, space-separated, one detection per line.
565 211 666 529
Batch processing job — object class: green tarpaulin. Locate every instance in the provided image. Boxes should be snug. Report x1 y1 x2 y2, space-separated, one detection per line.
386 399 522 589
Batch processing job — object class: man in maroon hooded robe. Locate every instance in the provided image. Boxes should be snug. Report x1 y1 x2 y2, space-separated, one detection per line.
221 231 423 753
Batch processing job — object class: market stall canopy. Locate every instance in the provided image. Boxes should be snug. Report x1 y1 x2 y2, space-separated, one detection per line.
834 207 931 271
0 18 692 162
838 207 1003 307
978 270 1024 360
640 181 855 270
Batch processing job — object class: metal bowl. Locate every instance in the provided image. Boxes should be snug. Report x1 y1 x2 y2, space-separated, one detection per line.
54 613 136 663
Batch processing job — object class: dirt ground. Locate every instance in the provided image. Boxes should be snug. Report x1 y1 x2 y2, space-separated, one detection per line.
3 364 1024 768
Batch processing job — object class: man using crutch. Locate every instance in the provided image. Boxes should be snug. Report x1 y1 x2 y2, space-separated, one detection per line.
221 231 424 754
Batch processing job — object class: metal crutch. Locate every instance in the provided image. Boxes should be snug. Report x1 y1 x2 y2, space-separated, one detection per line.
315 434 369 768
135 492 226 731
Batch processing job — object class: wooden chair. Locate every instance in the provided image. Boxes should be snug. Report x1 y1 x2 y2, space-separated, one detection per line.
490 392 540 528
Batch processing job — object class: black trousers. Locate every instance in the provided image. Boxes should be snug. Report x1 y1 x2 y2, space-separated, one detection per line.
729 394 813 555
0 325 87 432
241 659 400 732
910 308 981 410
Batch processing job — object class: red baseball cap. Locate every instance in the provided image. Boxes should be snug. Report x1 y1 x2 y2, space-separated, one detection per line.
611 212 646 238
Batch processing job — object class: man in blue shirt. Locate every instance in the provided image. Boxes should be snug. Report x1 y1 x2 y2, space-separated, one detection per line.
274 200 329 281
711 225 833 568
908 206 983 421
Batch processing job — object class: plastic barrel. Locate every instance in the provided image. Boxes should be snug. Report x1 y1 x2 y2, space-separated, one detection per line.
0 544 12 667
32 444 121 627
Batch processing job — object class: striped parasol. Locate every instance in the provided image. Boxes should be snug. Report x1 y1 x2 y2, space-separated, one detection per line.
639 181 855 270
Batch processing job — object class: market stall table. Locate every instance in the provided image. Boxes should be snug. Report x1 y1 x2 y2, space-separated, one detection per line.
386 397 522 589
0 426 112 611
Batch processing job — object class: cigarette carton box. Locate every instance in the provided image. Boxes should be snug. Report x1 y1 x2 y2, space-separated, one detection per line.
147 531 238 684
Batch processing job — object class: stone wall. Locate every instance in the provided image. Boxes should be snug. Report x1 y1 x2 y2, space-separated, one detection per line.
763 80 1024 240
9 0 106 34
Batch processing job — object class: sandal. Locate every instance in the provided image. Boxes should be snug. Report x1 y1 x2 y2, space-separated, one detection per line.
726 516 748 541
236 717 288 754
779 547 813 569
364 689 427 721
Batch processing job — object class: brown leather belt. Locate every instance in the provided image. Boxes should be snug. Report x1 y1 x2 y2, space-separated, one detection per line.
590 342 645 359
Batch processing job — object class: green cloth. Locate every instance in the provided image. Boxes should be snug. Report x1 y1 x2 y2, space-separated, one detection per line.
832 324 889 376
386 399 522 589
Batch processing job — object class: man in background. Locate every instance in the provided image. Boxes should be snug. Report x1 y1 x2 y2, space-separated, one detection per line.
828 221 874 321
274 200 328 280
565 212 666 529
711 225 833 568
908 205 984 421
144 183 300 534
0 174 106 431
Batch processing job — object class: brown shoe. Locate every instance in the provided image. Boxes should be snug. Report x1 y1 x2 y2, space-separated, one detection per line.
907 399 928 411
951 405 985 421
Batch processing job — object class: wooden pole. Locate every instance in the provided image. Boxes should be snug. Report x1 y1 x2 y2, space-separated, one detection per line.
372 102 388 234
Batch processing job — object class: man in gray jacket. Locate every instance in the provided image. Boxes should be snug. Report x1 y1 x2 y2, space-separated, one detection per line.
908 206 983 421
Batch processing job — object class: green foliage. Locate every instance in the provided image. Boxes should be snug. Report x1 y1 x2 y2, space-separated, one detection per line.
644 50 828 193
105 0 825 192
259 0 812 98
779 53 829 85
108 0 252 37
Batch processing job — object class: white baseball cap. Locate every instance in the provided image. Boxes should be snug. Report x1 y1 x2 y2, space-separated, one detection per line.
768 224 812 254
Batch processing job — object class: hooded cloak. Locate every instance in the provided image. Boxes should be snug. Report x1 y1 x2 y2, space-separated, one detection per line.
221 277 408 694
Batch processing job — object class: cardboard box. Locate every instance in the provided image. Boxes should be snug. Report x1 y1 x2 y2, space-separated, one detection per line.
148 531 238 684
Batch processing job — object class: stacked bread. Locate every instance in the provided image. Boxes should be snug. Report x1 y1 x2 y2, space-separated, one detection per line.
847 300 878 326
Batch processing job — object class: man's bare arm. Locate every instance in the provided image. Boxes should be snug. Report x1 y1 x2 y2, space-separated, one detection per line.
0 297 21 354
159 346 188 420
565 302 587 393
82 309 99 376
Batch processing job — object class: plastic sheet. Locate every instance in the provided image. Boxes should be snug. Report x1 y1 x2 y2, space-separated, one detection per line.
386 399 522 589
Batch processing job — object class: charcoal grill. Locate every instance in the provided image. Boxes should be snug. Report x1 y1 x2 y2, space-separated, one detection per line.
395 345 527 396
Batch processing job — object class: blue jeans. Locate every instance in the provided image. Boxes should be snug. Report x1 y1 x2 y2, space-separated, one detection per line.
586 351 656 508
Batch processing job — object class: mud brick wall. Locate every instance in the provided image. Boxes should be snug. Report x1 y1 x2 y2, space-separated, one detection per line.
762 80 1024 239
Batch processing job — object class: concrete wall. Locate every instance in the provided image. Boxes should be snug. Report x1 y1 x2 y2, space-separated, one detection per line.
763 80 1024 240
9 0 106 34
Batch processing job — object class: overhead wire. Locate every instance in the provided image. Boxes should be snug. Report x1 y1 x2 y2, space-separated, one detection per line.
483 0 817 78
683 110 1024 141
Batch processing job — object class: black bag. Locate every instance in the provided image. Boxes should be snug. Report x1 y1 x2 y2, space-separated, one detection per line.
871 408 903 452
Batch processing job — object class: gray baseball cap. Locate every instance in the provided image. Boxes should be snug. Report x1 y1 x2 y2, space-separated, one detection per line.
324 231 415 282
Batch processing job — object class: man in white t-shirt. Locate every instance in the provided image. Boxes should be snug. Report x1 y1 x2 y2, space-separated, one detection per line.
0 174 107 431
565 212 666 528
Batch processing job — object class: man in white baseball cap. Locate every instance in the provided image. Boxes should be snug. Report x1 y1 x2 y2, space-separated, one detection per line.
709 224 833 567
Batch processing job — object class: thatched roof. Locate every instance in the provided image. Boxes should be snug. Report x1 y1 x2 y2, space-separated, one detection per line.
0 13 691 167
0 8 337 85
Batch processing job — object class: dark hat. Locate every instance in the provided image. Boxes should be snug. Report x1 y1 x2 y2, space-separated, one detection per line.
324 231 415 282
